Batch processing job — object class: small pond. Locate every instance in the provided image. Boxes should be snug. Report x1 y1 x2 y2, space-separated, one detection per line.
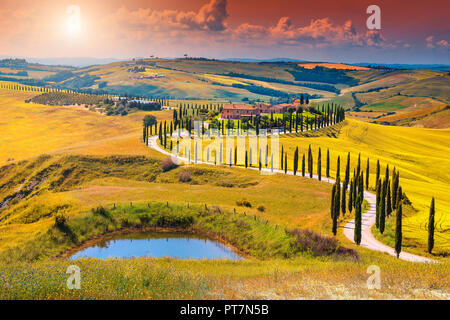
69 232 242 260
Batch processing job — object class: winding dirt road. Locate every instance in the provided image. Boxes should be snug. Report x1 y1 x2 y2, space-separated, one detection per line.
148 136 434 263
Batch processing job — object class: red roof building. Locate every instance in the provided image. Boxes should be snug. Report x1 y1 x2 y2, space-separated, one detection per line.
221 104 260 119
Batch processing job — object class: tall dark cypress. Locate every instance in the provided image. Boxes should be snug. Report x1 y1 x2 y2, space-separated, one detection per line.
397 186 403 209
354 194 362 245
386 182 392 217
245 151 248 168
293 147 299 175
376 160 380 183
345 152 350 185
375 179 381 229
283 153 287 174
428 197 435 254
392 171 399 209
359 172 364 201
308 145 313 178
318 148 322 181
302 154 305 177
332 189 339 236
380 178 386 234
357 153 361 176
366 158 370 189
385 165 389 187
352 170 357 208
326 149 330 178
307 145 311 177
336 156 340 179
348 178 353 213
335 176 341 219
331 184 336 219
395 202 402 258
341 181 347 216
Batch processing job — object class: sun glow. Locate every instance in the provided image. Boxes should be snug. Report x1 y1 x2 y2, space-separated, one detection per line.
66 5 82 37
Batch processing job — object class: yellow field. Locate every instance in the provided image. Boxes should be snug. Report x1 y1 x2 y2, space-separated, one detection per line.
202 74 249 86
176 119 449 254
0 88 172 164
0 87 449 256
298 63 370 70
275 119 450 253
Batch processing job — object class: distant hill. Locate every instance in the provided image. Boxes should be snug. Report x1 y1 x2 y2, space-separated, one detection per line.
2 57 449 127
224 58 309 63
353 63 450 71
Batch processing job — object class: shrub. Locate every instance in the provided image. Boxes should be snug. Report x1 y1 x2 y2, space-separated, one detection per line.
236 199 252 208
257 205 266 212
161 157 178 172
54 213 68 230
178 171 191 182
156 214 194 228
92 206 110 218
289 229 340 257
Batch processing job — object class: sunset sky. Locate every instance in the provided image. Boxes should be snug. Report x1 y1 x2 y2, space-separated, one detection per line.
0 0 449 64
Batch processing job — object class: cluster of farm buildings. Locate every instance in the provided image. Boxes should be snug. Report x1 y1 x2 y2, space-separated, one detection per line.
221 99 305 120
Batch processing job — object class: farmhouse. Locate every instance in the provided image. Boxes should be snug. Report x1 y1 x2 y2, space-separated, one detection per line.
271 103 297 113
221 102 299 119
221 103 260 119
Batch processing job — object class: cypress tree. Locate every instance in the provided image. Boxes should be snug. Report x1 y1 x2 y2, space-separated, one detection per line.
345 152 350 185
284 154 287 174
392 171 399 209
359 172 364 200
293 147 299 175
326 149 330 178
386 182 392 217
385 165 389 186
341 181 347 216
348 179 353 213
302 154 305 177
332 189 339 236
335 176 341 219
307 145 312 177
395 202 402 258
245 151 248 168
428 197 435 254
397 186 403 209
376 179 381 229
366 158 370 189
331 184 336 219
352 170 357 208
336 156 340 179
354 194 362 245
357 153 361 176
380 179 386 234
376 160 380 183
318 148 322 181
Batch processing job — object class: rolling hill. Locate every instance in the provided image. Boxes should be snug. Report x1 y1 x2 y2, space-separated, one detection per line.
3 57 450 128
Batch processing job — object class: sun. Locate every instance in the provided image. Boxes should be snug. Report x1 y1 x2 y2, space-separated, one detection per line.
66 5 82 38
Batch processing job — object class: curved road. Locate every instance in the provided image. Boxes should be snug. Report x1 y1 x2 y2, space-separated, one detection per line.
148 136 434 263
